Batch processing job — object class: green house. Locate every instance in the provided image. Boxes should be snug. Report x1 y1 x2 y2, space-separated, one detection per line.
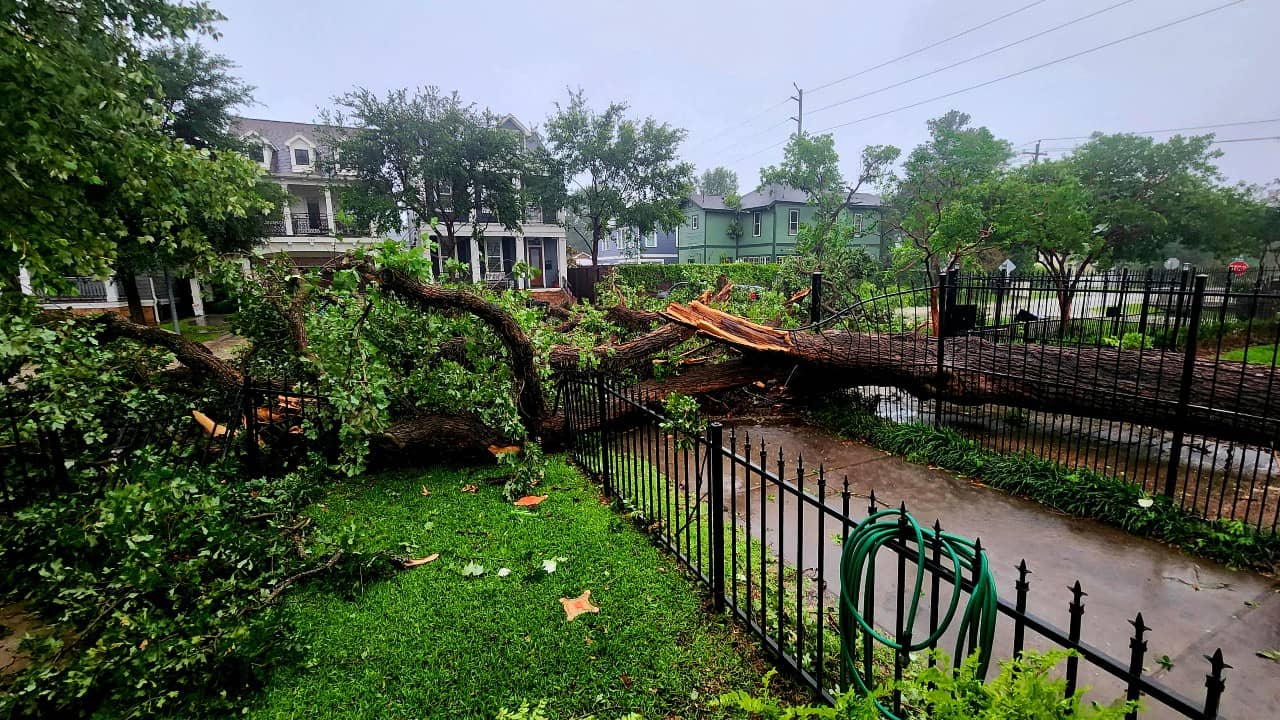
676 184 888 264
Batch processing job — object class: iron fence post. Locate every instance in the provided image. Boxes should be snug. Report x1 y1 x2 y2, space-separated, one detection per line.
1164 274 1207 499
708 422 726 612
1202 649 1230 719
809 271 823 325
596 373 612 497
934 271 951 427
1124 614 1151 720
1138 268 1154 339
242 375 258 475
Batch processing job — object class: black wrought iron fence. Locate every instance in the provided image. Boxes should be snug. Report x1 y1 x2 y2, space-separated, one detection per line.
806 268 1280 535
558 371 1234 719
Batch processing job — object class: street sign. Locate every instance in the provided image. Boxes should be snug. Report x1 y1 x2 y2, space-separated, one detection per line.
1229 259 1249 276
1164 257 1180 271
999 258 1017 274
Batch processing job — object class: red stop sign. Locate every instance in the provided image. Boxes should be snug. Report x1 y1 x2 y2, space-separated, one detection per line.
1229 260 1249 276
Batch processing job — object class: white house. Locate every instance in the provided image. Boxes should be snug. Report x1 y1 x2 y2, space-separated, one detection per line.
232 117 379 268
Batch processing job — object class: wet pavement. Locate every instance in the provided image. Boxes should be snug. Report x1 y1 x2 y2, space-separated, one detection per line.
721 420 1280 720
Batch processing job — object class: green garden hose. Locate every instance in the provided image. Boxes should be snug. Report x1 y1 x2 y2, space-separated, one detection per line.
839 507 999 718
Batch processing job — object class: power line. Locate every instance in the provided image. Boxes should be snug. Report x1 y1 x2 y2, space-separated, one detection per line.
808 0 1137 117
685 96 793 150
812 1 1244 136
1021 117 1280 145
723 0 1244 167
807 0 1051 94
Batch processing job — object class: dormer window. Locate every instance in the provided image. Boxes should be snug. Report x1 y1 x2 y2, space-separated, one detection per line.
285 133 318 172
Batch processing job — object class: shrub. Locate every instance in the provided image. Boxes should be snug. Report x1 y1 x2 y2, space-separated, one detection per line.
614 263 785 293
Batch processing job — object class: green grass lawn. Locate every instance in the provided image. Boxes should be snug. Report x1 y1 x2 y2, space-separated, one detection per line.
1220 343 1280 364
174 315 232 343
247 458 785 719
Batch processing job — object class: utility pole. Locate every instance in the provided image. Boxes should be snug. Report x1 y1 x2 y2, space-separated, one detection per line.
789 82 804 135
1021 139 1043 165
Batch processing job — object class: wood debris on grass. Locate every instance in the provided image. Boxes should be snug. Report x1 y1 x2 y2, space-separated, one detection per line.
560 590 600 622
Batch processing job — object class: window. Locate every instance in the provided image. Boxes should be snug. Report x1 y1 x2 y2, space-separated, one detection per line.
485 238 503 274
293 148 311 167
853 213 865 235
788 209 799 235
691 214 699 230
752 212 762 237
644 229 658 248
257 146 270 165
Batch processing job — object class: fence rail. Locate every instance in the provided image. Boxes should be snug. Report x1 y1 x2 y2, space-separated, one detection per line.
559 371 1233 719
811 267 1280 535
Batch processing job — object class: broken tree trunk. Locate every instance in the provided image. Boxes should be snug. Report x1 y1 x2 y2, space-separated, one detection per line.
662 301 1280 447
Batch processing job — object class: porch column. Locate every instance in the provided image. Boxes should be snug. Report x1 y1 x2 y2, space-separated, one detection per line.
557 237 568 288
18 267 33 295
280 183 293 236
323 186 336 235
104 278 120 302
189 278 205 317
469 239 481 282
514 236 526 289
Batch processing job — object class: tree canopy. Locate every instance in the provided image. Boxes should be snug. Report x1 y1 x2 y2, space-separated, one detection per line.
330 87 558 272
697 166 739 196
885 111 1013 277
545 89 693 264
1 0 266 306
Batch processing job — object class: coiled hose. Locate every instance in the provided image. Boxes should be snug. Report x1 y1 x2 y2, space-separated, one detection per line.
839 507 999 717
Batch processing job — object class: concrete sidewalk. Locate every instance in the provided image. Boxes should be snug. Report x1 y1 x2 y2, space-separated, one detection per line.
725 420 1279 720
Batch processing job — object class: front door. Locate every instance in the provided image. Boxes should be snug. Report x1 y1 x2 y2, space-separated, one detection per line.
528 246 545 289
306 199 323 234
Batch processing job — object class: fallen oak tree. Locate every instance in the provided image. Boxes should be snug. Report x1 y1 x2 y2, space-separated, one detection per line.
660 300 1280 448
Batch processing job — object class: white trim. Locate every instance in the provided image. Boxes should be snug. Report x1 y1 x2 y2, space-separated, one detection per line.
285 133 318 172
752 211 762 237
644 229 658 248
240 131 274 170
691 214 699 230
788 209 799 235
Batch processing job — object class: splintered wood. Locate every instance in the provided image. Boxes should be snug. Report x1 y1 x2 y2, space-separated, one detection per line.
661 301 793 353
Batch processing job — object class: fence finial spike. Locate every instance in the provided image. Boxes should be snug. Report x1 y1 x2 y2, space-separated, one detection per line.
1205 648 1231 671
1017 559 1030 576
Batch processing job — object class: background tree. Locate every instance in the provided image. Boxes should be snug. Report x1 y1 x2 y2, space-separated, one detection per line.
697 166 739 196
545 90 694 265
0 0 269 311
146 43 254 150
1065 133 1227 276
885 111 1013 279
330 87 554 276
760 132 898 265
990 161 1094 332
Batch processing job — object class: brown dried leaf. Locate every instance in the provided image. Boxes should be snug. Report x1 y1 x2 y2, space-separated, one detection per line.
420 485 431 497
461 484 478 493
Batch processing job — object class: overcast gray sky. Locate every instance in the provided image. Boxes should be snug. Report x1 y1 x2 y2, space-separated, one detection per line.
211 0 1279 191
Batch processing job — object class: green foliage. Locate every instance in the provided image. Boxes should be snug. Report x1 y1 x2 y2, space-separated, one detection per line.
329 87 558 260
816 403 1279 570
659 393 703 449
715 650 1132 719
614 263 785 293
145 42 254 151
0 455 392 719
545 89 694 261
699 166 740 197
0 0 270 299
497 441 547 501
884 111 1013 276
1101 331 1153 350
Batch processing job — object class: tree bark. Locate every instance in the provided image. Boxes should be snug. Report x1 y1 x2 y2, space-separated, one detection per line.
118 272 147 325
662 300 1280 447
84 311 244 393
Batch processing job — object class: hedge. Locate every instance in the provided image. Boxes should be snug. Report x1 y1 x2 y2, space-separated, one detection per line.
614 263 784 292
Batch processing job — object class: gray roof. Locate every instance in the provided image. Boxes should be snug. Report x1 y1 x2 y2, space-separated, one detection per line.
689 183 882 212
232 117 348 175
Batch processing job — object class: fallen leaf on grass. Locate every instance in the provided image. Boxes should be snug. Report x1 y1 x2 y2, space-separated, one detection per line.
560 590 599 621
461 484 478 493
460 561 485 577
402 553 439 569
513 495 548 507
619 673 633 689
541 556 567 574
420 486 431 497
497 568 511 577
